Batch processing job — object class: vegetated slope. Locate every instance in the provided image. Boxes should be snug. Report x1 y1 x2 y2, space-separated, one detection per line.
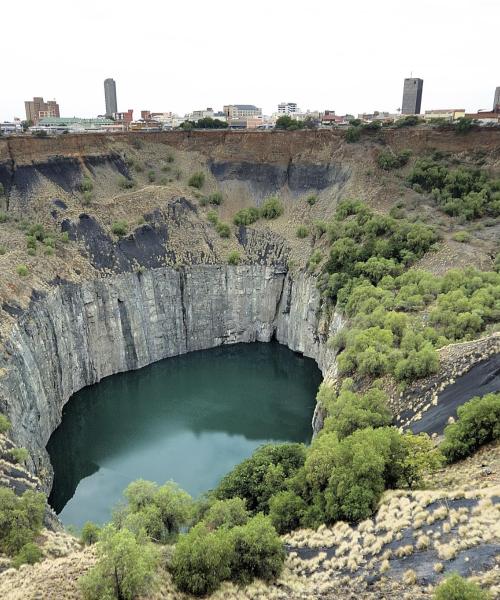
0 129 499 599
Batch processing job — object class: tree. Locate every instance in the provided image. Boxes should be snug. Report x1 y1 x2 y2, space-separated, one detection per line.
81 522 101 545
233 207 260 226
230 514 285 584
433 572 491 600
269 491 306 534
0 414 11 434
260 197 284 219
79 526 158 600
203 498 249 530
0 488 45 555
396 433 444 489
440 393 500 463
171 523 233 596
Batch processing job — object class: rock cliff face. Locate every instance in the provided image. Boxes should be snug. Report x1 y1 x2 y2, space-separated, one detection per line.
0 265 340 490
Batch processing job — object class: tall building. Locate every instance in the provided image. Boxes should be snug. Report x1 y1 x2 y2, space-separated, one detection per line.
24 97 60 124
278 102 298 114
104 78 118 118
494 87 500 113
401 78 424 115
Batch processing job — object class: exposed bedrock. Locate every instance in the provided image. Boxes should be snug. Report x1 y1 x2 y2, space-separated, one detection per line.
0 265 341 491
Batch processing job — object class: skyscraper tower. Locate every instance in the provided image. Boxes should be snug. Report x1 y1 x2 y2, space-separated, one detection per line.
494 87 500 113
104 78 118 118
402 78 424 115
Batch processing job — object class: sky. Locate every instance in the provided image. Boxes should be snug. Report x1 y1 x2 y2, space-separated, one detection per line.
1 0 499 121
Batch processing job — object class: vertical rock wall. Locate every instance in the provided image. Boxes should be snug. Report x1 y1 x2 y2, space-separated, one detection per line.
0 265 342 488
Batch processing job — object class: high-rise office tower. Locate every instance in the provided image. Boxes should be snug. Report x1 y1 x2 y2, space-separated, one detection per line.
104 78 118 117
402 78 424 115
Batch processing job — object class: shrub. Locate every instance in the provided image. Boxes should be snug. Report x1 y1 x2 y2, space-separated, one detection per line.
81 522 101 545
396 115 421 128
216 222 231 238
147 170 156 183
118 176 135 189
208 192 223 205
28 224 46 241
269 491 306 534
188 172 205 189
82 190 92 205
433 572 491 600
260 197 284 219
215 443 306 513
207 210 218 225
166 154 175 163
230 514 285 585
0 183 4 196
296 225 309 238
79 526 158 600
60 232 70 243
440 393 500 463
0 488 45 555
227 251 240 265
0 414 11 433
12 542 42 569
345 126 361 143
452 231 471 243
171 523 233 596
233 207 259 226
0 211 8 223
0 245 6 255
16 264 29 277
306 194 317 206
377 149 412 170
111 221 128 237
8 448 29 464
44 247 54 256
80 177 93 193
203 498 249 530
454 117 475 133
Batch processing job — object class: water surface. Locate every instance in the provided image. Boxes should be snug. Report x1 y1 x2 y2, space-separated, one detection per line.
47 342 321 527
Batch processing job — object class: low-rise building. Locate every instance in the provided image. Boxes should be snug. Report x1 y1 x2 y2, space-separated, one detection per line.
278 102 298 114
129 119 162 131
30 116 116 134
465 112 500 125
0 120 23 134
223 104 262 121
424 109 465 122
113 110 134 129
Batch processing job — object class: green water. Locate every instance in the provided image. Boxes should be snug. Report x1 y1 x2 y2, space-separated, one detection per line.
47 342 322 527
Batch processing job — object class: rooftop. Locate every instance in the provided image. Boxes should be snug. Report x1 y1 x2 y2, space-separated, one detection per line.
38 117 114 126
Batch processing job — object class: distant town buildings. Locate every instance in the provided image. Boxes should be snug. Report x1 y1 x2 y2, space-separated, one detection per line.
402 78 424 114
424 109 465 122
494 87 500 112
0 119 23 134
278 102 298 115
223 105 262 120
30 116 116 134
104 78 118 118
24 97 60 124
113 109 133 128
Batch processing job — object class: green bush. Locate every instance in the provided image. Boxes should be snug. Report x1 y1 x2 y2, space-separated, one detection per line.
0 211 8 223
118 176 135 189
203 498 249 530
377 149 412 170
188 172 205 189
0 414 11 433
215 443 306 513
79 526 158 600
208 192 223 205
12 542 42 569
207 210 218 225
454 117 475 133
233 207 260 226
269 491 306 534
0 183 4 196
8 448 29 464
395 115 421 128
171 523 233 596
306 194 317 206
147 170 156 182
216 222 231 238
60 231 70 243
0 245 6 255
440 393 500 463
16 264 29 277
345 126 361 143
28 224 46 241
111 221 128 237
296 225 309 238
260 197 284 219
433 572 491 600
81 521 101 545
80 177 93 193
227 251 240 265
0 488 45 555
82 190 92 205
452 230 471 243
230 514 285 585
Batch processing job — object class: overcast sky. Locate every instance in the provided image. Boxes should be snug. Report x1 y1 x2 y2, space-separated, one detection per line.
1 0 499 121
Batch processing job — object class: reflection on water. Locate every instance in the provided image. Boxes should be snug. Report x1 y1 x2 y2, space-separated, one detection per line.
47 342 322 527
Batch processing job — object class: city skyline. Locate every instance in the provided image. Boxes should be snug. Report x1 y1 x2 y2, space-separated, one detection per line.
1 0 499 121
